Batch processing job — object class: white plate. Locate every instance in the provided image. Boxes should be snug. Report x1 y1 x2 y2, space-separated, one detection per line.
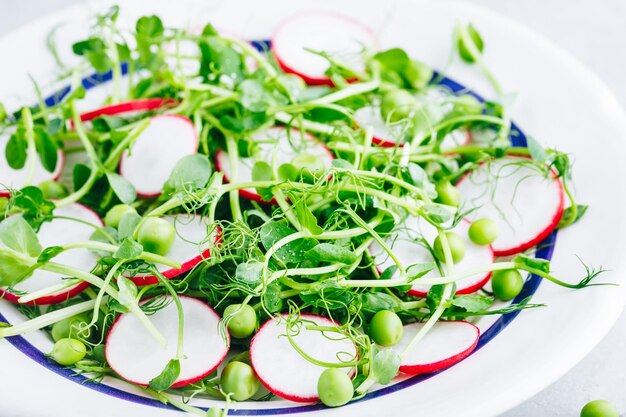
1 1 625 416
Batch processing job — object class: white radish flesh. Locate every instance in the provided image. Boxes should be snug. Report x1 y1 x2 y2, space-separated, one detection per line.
105 295 229 388
272 12 376 85
370 218 494 297
119 114 198 197
0 204 101 304
250 313 356 402
394 321 479 375
456 156 564 256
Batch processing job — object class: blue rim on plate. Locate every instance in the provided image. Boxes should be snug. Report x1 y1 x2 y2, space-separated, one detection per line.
0 39 555 415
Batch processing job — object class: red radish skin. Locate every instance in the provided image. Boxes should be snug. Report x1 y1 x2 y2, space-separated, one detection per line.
214 126 335 204
250 313 357 403
0 203 102 305
371 219 494 297
395 321 479 375
119 114 198 198
105 295 229 388
78 98 177 123
456 156 565 256
271 12 377 86
129 216 221 286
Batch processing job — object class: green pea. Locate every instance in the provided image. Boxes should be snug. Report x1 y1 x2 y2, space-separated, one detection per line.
369 310 403 347
104 204 137 228
433 232 466 264
38 180 68 200
51 314 91 342
51 338 87 366
580 400 619 417
220 361 260 401
434 181 460 207
207 408 223 417
317 368 353 407
380 89 415 123
468 218 499 245
224 304 257 339
491 269 524 301
137 217 176 256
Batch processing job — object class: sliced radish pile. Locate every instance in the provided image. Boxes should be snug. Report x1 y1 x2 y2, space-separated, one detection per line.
215 127 334 203
130 214 217 286
119 114 198 197
0 204 101 305
272 12 376 85
354 104 470 149
393 321 479 375
370 218 494 297
250 313 357 402
0 133 64 197
79 98 174 123
105 295 229 388
456 156 564 256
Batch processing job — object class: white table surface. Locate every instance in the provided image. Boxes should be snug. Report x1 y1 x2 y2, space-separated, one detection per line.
1 0 624 416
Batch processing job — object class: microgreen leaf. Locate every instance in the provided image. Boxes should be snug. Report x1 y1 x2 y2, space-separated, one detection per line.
294 202 323 235
117 276 138 309
450 294 493 312
0 215 42 257
0 249 34 287
259 221 317 263
262 281 283 313
11 186 55 227
149 358 180 391
421 203 453 225
305 243 357 264
380 265 398 281
118 211 142 240
115 238 143 259
360 292 400 314
5 132 27 170
406 262 436 281
514 254 550 274
558 204 588 228
163 154 212 195
37 246 64 264
33 126 58 173
526 136 547 164
371 347 401 385
107 173 137 205
235 260 264 285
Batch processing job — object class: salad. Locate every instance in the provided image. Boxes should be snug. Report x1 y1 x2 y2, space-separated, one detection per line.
0 7 604 415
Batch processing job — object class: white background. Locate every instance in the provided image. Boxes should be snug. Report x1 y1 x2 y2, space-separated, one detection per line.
0 0 624 415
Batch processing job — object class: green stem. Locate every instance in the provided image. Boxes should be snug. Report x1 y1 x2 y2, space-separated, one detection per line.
0 300 96 337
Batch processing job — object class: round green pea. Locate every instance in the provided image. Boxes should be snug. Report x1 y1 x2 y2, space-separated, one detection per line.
104 204 137 228
380 90 415 123
137 217 176 256
580 400 619 417
369 310 403 347
220 361 260 401
38 180 68 200
51 314 91 342
434 181 460 207
317 368 353 407
224 304 257 339
207 408 223 417
491 269 524 301
468 218 499 245
51 338 87 366
433 232 466 264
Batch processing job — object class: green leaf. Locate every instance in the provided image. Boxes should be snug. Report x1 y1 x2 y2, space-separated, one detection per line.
106 173 136 205
426 284 447 312
0 215 42 257
402 163 429 188
451 294 493 312
117 276 138 308
402 60 433 90
115 238 143 259
305 243 357 264
406 262 436 281
294 202 323 235
73 164 92 191
149 358 180 391
277 163 298 181
34 126 58 173
372 347 401 385
238 79 272 112
458 23 484 63
374 48 410 72
136 15 164 40
251 161 274 201
72 38 112 72
421 203 453 225
259 221 317 264
37 246 64 263
262 281 283 313
360 292 400 314
163 154 212 195
526 136 547 164
11 186 55 227
0 249 34 287
331 159 353 169
558 204 588 228
514 254 550 274
235 260 264 285
199 37 244 81
380 265 398 281
118 211 141 240
5 132 27 170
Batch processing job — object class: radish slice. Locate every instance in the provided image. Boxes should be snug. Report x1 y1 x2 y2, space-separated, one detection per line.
215 127 334 203
129 214 218 286
119 114 198 197
0 133 64 197
250 313 357 402
0 204 101 305
272 12 376 85
105 295 229 388
78 98 175 123
456 156 565 256
370 218 494 297
394 321 479 375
